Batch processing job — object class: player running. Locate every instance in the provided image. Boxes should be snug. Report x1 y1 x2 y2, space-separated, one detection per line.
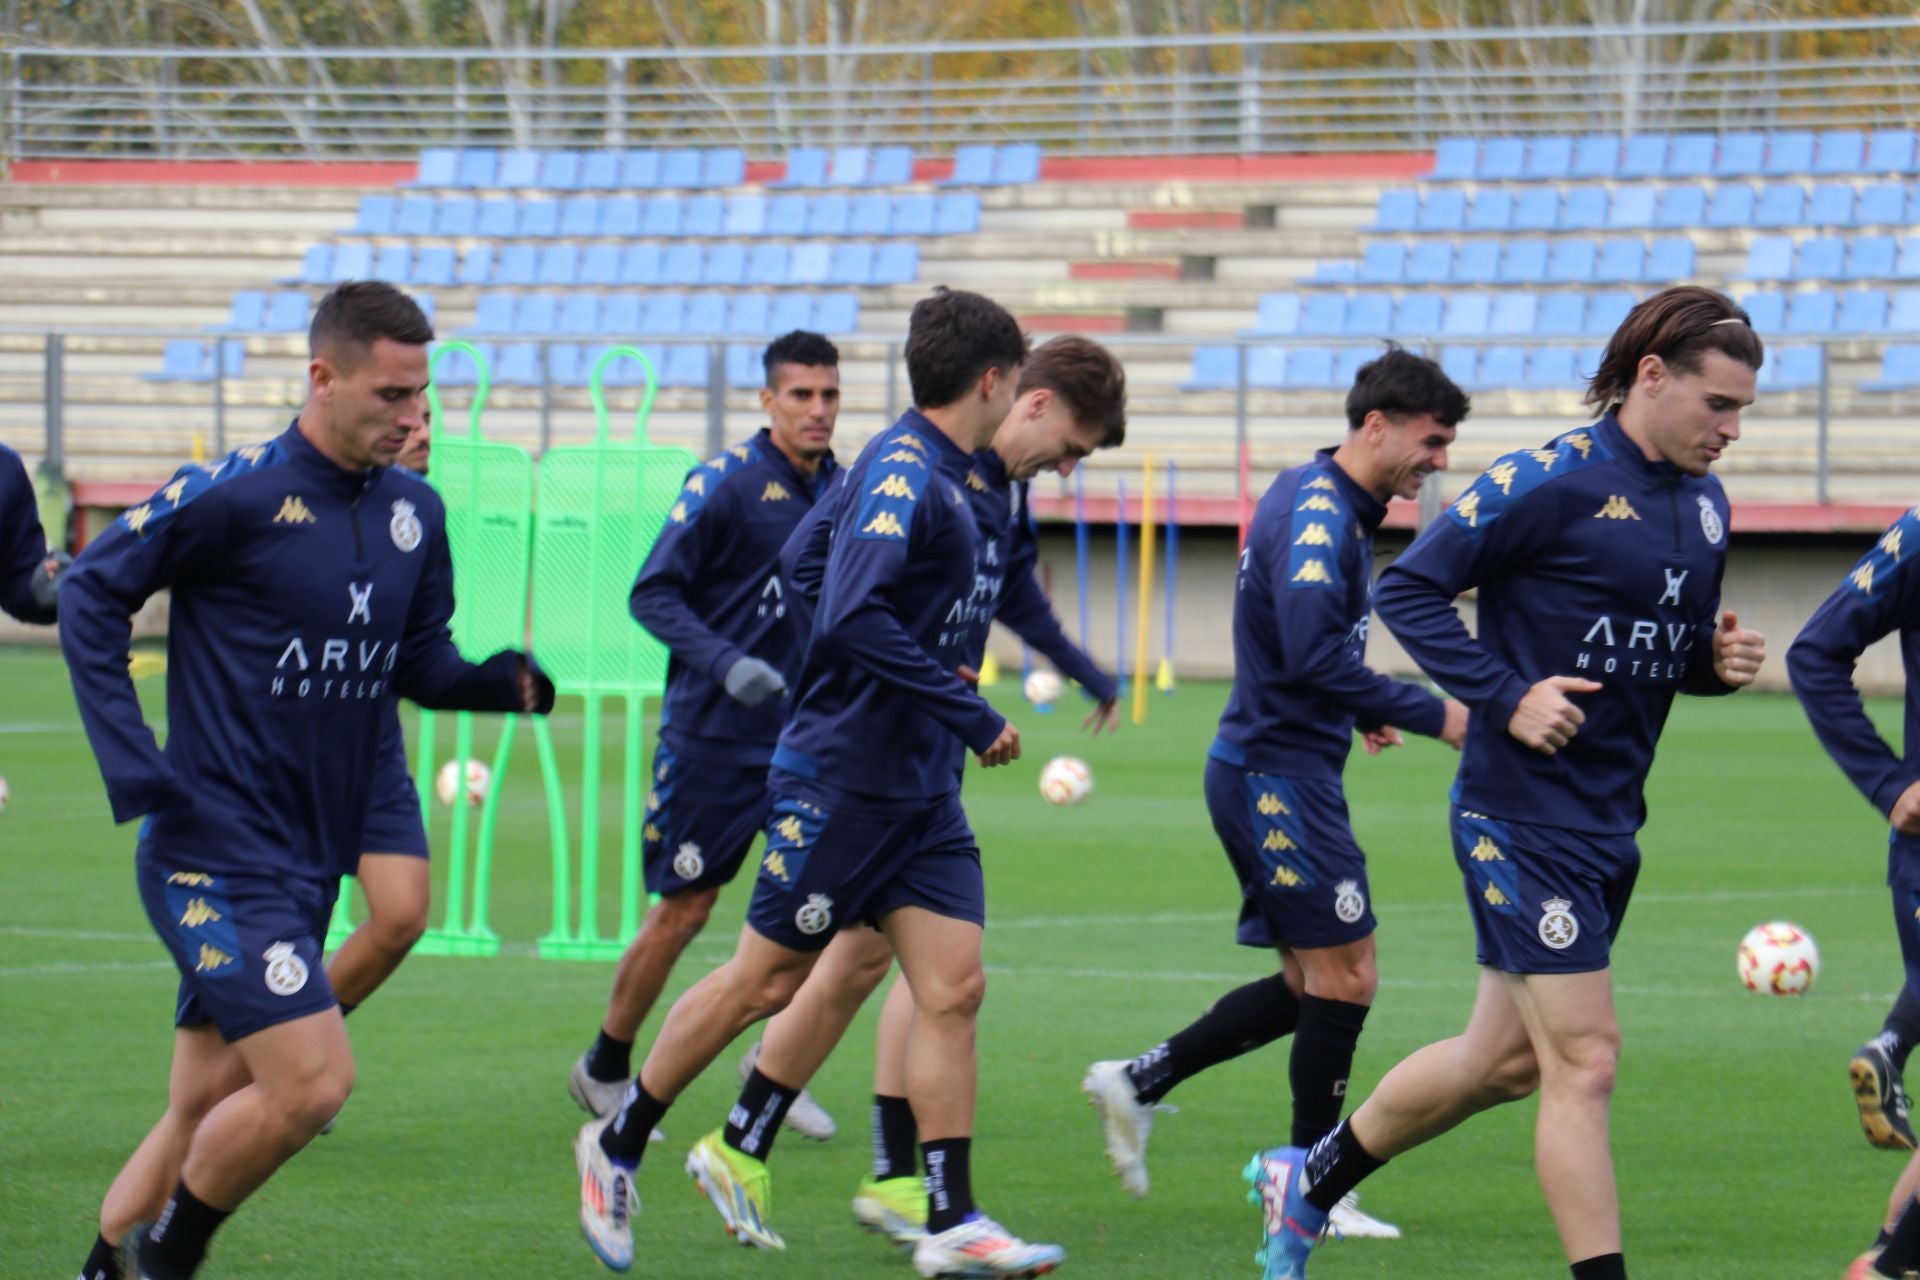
1246 286 1767 1280
2 440 69 624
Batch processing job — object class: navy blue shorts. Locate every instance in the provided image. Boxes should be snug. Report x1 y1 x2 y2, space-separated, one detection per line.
137 857 340 1041
643 745 775 896
358 723 427 861
1204 758 1375 951
1451 806 1640 975
744 784 983 953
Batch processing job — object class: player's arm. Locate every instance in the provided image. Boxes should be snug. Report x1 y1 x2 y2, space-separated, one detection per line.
58 469 226 821
777 486 840 651
393 507 554 714
630 471 766 689
994 508 1118 704
1787 515 1920 820
0 450 58 624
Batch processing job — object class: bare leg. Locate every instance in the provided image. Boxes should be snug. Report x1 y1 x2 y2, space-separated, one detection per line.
602 887 721 1042
756 925 895 1088
99 1027 250 1244
1887 1148 1920 1232
873 969 915 1099
882 907 985 1142
326 853 429 1008
636 925 817 1102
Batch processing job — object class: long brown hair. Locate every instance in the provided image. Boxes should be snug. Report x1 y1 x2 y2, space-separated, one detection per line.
1018 336 1128 446
1584 285 1765 410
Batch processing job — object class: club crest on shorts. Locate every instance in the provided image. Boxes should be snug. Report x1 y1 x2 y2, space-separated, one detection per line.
795 893 834 936
1698 495 1723 546
390 498 422 552
1537 897 1579 951
672 842 705 881
1333 879 1366 924
262 941 309 995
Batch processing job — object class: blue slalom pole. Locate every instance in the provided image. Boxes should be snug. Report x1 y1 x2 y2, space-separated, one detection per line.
1163 460 1178 692
1074 466 1090 653
1115 477 1129 693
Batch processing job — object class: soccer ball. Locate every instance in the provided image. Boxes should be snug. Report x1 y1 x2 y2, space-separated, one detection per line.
1024 669 1063 708
0 774 8 813
1039 755 1093 806
1737 921 1819 996
435 759 491 808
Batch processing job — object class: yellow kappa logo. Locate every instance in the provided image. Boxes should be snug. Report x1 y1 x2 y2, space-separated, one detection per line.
1566 433 1593 458
179 897 222 928
892 433 927 452
1306 477 1337 491
124 503 153 535
1270 864 1304 887
1256 792 1289 816
1883 527 1904 561
1469 836 1504 862
686 474 707 496
643 822 663 842
967 471 988 492
273 496 317 525
762 482 793 502
1454 491 1481 528
1292 559 1333 585
1594 496 1641 521
196 944 235 973
862 512 906 538
167 871 214 886
1853 563 1876 596
1484 884 1511 906
764 850 790 880
774 815 806 845
1487 462 1518 495
882 450 926 466
1529 449 1560 470
668 501 688 524
1298 495 1339 513
1262 829 1298 852
163 477 189 505
871 474 917 500
1294 522 1334 548
730 444 750 462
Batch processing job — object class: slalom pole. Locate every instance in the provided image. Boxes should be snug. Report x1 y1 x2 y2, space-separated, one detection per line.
1074 464 1091 652
1131 456 1156 726
1160 459 1178 693
1115 477 1129 693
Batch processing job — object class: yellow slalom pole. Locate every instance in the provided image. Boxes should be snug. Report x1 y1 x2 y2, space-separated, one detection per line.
1132 454 1156 726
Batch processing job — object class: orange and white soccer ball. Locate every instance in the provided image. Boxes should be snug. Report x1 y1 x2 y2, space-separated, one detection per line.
1039 755 1093 806
1737 921 1819 996
435 758 491 808
1024 669 1063 708
0 773 9 813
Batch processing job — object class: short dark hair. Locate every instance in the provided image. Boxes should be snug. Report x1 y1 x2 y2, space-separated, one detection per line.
1585 285 1764 409
1018 336 1128 447
309 281 433 364
904 288 1029 409
762 330 840 386
1346 345 1471 430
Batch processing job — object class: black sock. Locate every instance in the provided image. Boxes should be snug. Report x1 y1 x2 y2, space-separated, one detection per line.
1289 995 1370 1147
585 1029 633 1083
872 1094 919 1181
1885 985 1920 1072
1126 973 1301 1104
141 1181 230 1280
724 1067 798 1161
1569 1254 1627 1280
337 1001 357 1017
923 1137 974 1234
600 1079 670 1167
80 1233 121 1280
1879 1197 1920 1275
1879 1226 1895 1249
1301 1118 1385 1213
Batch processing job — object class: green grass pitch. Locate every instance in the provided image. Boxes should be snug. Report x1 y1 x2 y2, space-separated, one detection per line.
0 644 1907 1277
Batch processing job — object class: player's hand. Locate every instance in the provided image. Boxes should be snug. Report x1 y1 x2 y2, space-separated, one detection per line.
30 549 70 612
1438 699 1469 751
1359 725 1402 755
1712 610 1766 688
977 720 1021 768
1082 695 1120 736
723 656 789 707
516 658 554 714
1507 676 1603 756
956 664 981 687
1891 781 1920 836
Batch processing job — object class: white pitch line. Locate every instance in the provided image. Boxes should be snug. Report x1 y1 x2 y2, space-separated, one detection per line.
0 721 74 734
0 925 155 943
0 959 173 978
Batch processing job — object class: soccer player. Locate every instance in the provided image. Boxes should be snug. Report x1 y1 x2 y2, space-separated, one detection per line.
575 290 1077 1277
63 282 553 1280
1246 285 1767 1280
1787 508 1920 1277
566 330 843 1142
1082 348 1469 1238
2 440 69 623
696 335 1129 1251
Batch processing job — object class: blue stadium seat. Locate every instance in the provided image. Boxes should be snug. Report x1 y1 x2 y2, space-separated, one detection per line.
601 294 642 332
287 244 331 285
434 195 477 236
641 293 687 334
1559 187 1608 231
1342 293 1392 336
704 243 747 287
515 294 558 335
411 293 436 327
1527 345 1581 388
1439 346 1477 387
1538 292 1586 336
618 244 662 286
1654 185 1706 228
495 244 537 286
493 344 539 386
578 244 620 287
826 243 875 286
1754 183 1807 228
1867 344 1920 390
1760 345 1822 390
1498 238 1550 284
455 149 497 188
1429 137 1477 181
374 244 411 283
355 194 397 235
1742 235 1795 279
1573 135 1620 179
497 150 540 188
660 149 703 188
1809 182 1857 227
776 147 829 188
868 146 914 186
1845 235 1897 281
1465 189 1513 232
1798 236 1846 280
560 195 601 238
665 344 712 388
1370 191 1419 232
724 194 768 237
517 199 559 238
1894 289 1920 331
1786 288 1838 333
684 195 724 237
993 144 1041 184
1512 187 1560 231
807 193 852 236
1418 188 1467 231
728 293 772 335
789 244 832 286
1547 239 1599 284
886 193 931 237
1452 241 1501 284
210 290 267 332
1740 290 1787 331
411 149 458 188
142 339 211 383
1489 293 1538 336
1479 138 1525 181
1359 242 1406 284
432 342 490 387
331 242 372 281
1246 347 1287 389
546 344 589 387
476 196 517 237
558 293 600 334
471 293 516 334
457 244 493 286
1395 293 1444 335
874 243 918 284
1647 237 1695 281
1480 346 1527 388
1182 345 1236 391
263 292 308 331
703 150 746 187
942 144 996 186
580 150 621 189
1870 129 1919 175
1861 182 1908 225
1715 132 1766 177
539 151 582 190
763 194 807 237
598 197 640 237
1245 293 1302 336
814 293 860 333
1898 236 1920 280
661 244 703 285
1666 133 1716 177
1586 290 1636 335
393 194 433 236
1333 345 1372 388
747 243 790 286
770 293 813 333
1816 130 1867 176
850 193 892 236
726 344 764 388
1525 136 1574 180
1839 288 1889 332
1620 134 1669 179
1282 346 1338 389
1405 241 1452 285
684 293 727 335
1707 185 1757 228
1442 291 1492 337
828 147 869 186
1309 260 1359 284
536 244 579 286
1595 238 1645 283
620 149 661 188
643 195 683 237
1300 293 1347 336
1606 184 1657 230
1765 131 1817 176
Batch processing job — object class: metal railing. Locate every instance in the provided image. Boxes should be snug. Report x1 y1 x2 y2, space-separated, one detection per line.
4 17 1920 161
